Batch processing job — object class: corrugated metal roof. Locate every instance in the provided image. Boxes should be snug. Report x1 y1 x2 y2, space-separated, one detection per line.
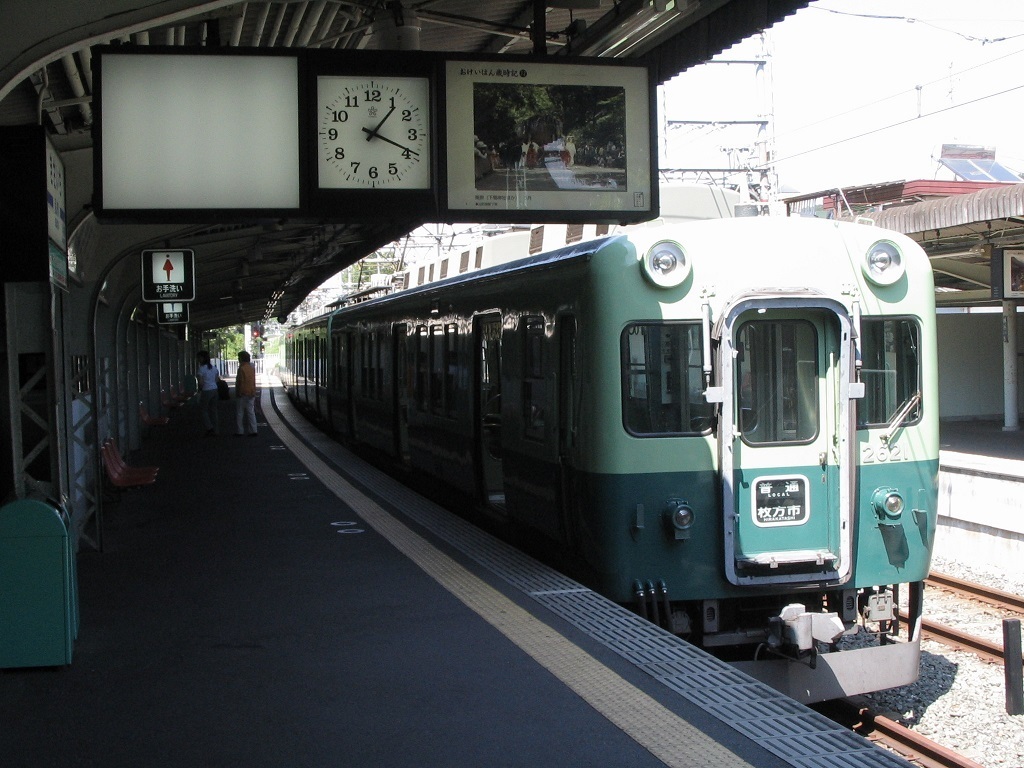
861 183 1024 237
853 183 1024 304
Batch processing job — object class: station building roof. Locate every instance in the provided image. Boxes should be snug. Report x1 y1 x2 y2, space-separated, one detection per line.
785 181 1024 305
0 0 808 333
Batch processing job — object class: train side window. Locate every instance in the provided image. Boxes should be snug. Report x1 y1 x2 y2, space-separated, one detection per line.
415 326 428 411
362 331 381 399
376 330 386 399
445 323 458 417
430 326 444 413
318 335 327 387
523 317 546 440
621 322 708 436
331 332 343 388
859 318 921 427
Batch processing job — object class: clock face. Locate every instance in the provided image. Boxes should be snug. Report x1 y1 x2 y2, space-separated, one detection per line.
317 76 431 190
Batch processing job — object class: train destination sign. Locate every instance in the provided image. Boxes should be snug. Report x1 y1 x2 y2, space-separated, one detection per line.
752 476 808 527
141 249 195 303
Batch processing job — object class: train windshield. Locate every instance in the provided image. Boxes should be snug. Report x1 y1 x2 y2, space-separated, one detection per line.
858 317 922 427
621 323 711 435
735 319 818 444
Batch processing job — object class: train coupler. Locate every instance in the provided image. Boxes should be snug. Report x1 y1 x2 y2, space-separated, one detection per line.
764 603 846 667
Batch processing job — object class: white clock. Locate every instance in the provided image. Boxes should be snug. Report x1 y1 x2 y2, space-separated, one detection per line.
317 75 431 190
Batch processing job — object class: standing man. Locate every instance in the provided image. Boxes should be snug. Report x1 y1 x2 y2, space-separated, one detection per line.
196 350 221 436
235 350 258 437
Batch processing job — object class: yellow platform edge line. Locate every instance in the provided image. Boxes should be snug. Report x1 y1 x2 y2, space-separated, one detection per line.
265 396 752 768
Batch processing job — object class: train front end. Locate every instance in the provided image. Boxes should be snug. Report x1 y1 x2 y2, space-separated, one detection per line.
583 216 937 703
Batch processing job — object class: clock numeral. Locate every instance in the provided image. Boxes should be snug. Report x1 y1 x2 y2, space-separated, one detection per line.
368 167 379 179
388 163 398 176
326 128 338 141
344 96 358 108
333 147 345 160
401 148 416 160
407 129 419 142
401 109 413 121
363 89 382 103
350 161 360 174
331 110 349 122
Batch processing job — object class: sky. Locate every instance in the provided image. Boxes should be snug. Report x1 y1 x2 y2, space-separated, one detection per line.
659 0 1024 195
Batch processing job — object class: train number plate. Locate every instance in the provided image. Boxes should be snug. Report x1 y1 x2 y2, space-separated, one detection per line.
752 476 808 527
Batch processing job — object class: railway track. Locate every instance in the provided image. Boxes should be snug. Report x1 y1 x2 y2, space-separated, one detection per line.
821 571 1024 768
926 571 1024 614
910 571 1024 665
816 698 986 768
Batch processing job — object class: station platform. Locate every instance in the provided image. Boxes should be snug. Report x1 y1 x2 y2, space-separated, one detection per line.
0 379 916 768
937 418 1024 571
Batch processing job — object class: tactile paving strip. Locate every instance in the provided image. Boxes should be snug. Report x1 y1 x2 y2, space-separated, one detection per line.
268 388 913 768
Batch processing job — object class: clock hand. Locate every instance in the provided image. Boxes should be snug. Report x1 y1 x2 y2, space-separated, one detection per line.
364 106 396 142
360 126 421 157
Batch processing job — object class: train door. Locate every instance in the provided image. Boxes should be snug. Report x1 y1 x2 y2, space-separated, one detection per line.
315 333 327 416
474 313 504 509
557 315 578 547
345 329 356 435
716 297 855 587
393 323 410 464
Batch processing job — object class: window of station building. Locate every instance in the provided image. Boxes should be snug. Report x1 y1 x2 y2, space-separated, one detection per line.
735 320 818 445
475 246 484 269
460 251 470 273
566 224 584 244
523 317 546 440
418 266 426 286
529 227 544 255
622 323 709 436
859 317 921 427
440 259 449 280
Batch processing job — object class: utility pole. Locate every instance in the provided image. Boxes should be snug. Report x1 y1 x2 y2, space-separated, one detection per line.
661 33 778 211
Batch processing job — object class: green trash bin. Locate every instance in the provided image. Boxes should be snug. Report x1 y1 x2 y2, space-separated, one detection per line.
0 498 77 668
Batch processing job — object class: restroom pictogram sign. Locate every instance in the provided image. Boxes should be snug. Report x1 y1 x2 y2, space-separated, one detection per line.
141 249 195 302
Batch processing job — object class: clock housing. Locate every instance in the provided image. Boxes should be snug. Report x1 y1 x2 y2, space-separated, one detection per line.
306 52 440 221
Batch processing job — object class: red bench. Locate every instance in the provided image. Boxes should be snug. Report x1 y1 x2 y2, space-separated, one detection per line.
101 438 158 490
139 401 169 426
160 389 183 411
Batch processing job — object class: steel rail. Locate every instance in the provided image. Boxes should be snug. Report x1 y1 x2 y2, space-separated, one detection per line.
918 616 1007 664
816 698 986 768
927 571 1024 614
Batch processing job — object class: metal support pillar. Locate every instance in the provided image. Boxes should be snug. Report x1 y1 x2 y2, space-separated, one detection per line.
1003 300 1019 431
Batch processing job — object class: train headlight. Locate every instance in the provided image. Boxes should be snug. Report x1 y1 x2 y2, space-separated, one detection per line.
871 487 905 525
641 240 691 288
664 499 695 540
862 240 905 286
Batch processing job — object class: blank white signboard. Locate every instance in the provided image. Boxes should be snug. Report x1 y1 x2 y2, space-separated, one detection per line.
99 53 300 211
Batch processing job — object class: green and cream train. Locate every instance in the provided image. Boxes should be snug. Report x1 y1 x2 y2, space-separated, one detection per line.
282 215 938 703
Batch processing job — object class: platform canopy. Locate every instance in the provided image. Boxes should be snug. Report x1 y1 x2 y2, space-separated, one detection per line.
0 0 808 332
